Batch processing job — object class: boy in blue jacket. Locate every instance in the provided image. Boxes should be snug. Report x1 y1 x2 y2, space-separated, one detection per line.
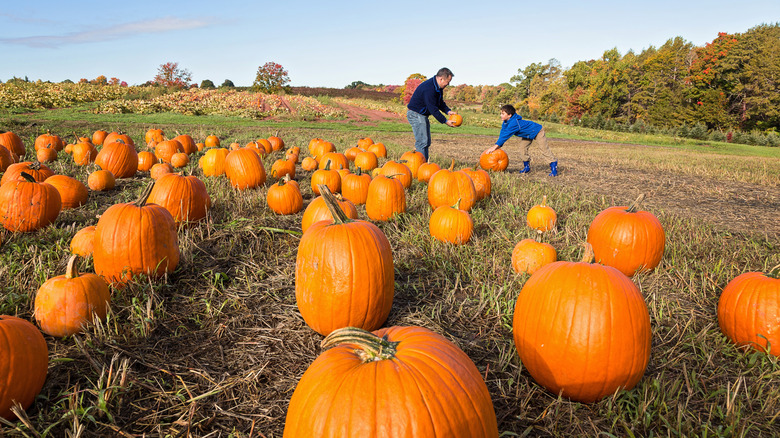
483 104 558 176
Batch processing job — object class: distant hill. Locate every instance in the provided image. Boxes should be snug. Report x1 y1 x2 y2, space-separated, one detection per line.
291 87 398 101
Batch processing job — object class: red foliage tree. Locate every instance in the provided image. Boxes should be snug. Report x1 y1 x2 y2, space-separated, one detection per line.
153 62 193 88
253 62 291 93
400 74 426 104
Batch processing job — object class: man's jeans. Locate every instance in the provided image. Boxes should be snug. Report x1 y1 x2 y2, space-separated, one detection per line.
407 110 431 160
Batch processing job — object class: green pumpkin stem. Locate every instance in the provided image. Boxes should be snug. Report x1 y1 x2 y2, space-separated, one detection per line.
318 184 352 225
65 254 80 279
581 243 596 264
19 172 36 183
626 193 646 213
135 181 156 206
321 327 399 362
767 263 780 279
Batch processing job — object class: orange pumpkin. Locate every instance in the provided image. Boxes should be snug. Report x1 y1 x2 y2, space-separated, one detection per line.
0 130 26 157
0 316 48 420
511 238 557 274
1 161 55 186
463 166 492 201
93 182 179 285
256 139 273 154
71 140 98 166
0 146 14 172
224 148 267 190
103 132 135 148
137 151 158 172
173 134 197 155
149 163 174 180
45 175 88 210
400 150 426 178
0 172 61 232
310 162 341 195
199 148 230 177
365 174 406 221
154 139 184 163
356 137 374 149
526 195 557 232
479 148 509 172
95 140 138 178
145 128 164 144
204 135 220 148
344 146 363 162
717 265 780 356
267 135 285 152
301 156 318 171
92 130 108 146
586 194 665 277
146 173 211 225
267 178 304 215
296 186 394 336
34 254 110 337
318 152 349 170
367 142 387 158
353 151 378 172
416 162 441 183
87 170 116 191
429 200 473 244
36 147 57 163
449 113 463 126
170 152 189 168
301 194 358 233
271 158 296 180
70 225 96 257
284 326 498 437
427 160 476 212
381 160 413 189
34 131 63 152
513 243 652 403
341 169 372 205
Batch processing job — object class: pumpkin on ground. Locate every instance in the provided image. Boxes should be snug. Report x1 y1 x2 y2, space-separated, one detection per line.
268 135 285 152
417 162 441 183
586 193 665 277
365 174 406 221
0 172 61 232
92 130 108 146
295 186 394 336
318 152 349 170
1 161 55 186
267 177 304 215
463 166 492 201
34 131 64 152
103 132 135 148
367 142 387 158
526 195 557 232
513 243 652 403
224 148 267 190
145 128 164 144
479 148 509 172
717 264 780 356
154 139 184 163
353 150 378 172
0 146 14 172
146 173 211 225
430 200 473 244
511 238 557 275
93 182 179 285
71 140 98 166
300 156 318 171
149 163 174 180
301 193 358 233
199 148 230 177
0 130 26 157
340 169 372 205
427 159 477 212
284 326 498 437
137 151 158 172
170 152 189 168
88 170 115 191
45 175 88 210
36 147 57 163
381 160 413 189
271 158 296 180
356 137 374 149
70 225 96 257
95 140 138 178
310 162 341 195
173 134 198 155
0 315 48 420
34 255 110 337
204 135 220 148
400 150 426 178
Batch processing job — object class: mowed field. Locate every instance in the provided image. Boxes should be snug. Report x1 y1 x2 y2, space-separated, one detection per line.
1 110 779 437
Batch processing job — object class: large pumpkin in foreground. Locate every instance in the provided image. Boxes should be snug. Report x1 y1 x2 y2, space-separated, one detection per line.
513 244 651 403
717 265 780 356
587 194 665 277
284 326 498 437
296 186 394 336
0 315 48 420
93 182 179 285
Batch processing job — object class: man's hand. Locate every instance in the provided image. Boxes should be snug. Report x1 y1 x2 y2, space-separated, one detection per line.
445 120 456 127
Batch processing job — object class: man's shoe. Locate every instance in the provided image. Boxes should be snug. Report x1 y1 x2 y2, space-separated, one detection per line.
548 161 558 176
519 161 530 174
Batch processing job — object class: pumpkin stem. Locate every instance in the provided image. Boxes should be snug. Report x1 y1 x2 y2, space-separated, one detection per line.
318 184 352 225
450 198 462 210
135 181 156 206
65 254 80 279
321 327 399 362
20 172 36 183
448 158 455 172
626 193 646 213
581 243 596 263
540 195 548 207
767 263 780 279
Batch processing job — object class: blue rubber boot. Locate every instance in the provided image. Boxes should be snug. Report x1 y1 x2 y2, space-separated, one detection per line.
519 161 530 174
548 161 558 176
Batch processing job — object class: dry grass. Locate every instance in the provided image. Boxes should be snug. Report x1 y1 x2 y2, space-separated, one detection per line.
0 121 778 437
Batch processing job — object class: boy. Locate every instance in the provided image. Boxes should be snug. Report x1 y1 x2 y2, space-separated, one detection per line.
483 104 558 176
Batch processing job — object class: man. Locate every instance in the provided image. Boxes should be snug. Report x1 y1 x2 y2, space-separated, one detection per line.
406 67 458 160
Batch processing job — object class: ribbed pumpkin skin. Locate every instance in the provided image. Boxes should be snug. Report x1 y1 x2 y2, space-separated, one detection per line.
341 172 372 205
717 271 780 356
224 148 266 189
587 206 665 277
430 204 473 244
146 174 211 225
417 162 441 183
301 196 358 233
137 151 157 172
70 225 96 257
0 315 48 420
479 149 509 171
72 141 98 166
283 326 498 437
1 162 55 185
267 180 303 215
199 148 229 177
0 131 26 157
463 167 492 201
310 168 341 195
513 260 651 403
511 239 557 275
381 160 413 189
45 175 88 210
34 258 110 337
353 151 378 172
400 150 426 178
95 141 138 178
427 168 476 212
526 197 557 232
0 177 61 232
173 134 197 155
295 220 394 336
366 175 406 221
93 200 179 285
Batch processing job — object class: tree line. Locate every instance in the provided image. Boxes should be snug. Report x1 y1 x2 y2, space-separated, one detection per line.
442 23 779 139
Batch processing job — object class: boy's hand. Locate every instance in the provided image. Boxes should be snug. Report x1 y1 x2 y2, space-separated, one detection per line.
484 145 499 154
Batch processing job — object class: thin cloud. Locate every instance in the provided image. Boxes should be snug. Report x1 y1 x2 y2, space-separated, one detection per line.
0 17 211 48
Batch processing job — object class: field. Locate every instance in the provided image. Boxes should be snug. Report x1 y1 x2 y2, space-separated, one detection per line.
1 96 779 437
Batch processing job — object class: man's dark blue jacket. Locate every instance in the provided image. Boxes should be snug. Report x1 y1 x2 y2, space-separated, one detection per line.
407 77 451 124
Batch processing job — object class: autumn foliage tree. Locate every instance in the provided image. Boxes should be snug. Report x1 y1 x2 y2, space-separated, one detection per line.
253 62 291 93
153 62 193 88
400 73 426 104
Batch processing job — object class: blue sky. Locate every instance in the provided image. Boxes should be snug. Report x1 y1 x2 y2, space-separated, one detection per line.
1 1 778 88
